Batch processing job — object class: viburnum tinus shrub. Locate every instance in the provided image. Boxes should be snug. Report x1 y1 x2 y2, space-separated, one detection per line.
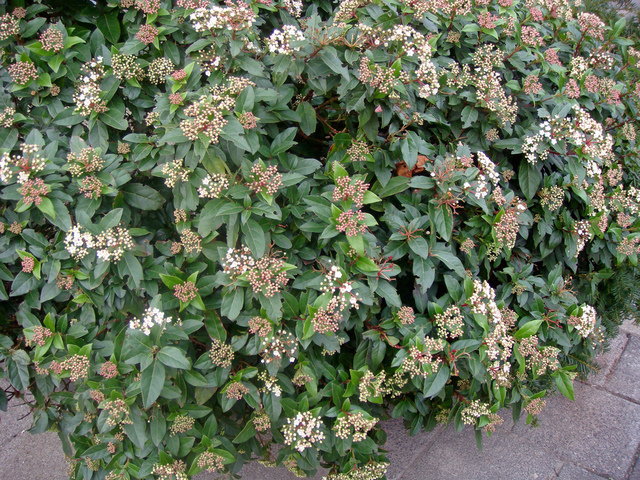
0 0 639 478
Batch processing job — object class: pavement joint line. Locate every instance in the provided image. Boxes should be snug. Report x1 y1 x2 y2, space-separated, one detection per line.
626 441 640 480
593 385 640 407
603 333 630 383
394 424 446 480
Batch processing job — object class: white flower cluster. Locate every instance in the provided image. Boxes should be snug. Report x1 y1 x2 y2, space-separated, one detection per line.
190 3 255 32
267 25 305 55
65 225 95 260
64 224 135 262
282 412 325 452
283 0 303 17
223 245 255 276
258 371 282 397
320 263 361 310
416 60 439 98
0 144 45 184
574 219 592 257
129 307 171 335
468 280 502 324
198 173 229 198
571 304 597 337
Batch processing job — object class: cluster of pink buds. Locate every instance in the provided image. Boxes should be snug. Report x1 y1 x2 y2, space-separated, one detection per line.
248 163 282 195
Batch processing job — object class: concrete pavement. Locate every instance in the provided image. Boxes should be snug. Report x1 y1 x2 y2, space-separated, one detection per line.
2 320 640 480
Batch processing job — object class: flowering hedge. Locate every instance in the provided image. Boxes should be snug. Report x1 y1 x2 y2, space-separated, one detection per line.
0 0 639 479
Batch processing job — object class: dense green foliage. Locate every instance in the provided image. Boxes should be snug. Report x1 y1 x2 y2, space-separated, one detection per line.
1 0 640 479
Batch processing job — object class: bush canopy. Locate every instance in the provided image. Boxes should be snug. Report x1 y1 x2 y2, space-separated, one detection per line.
1 0 640 479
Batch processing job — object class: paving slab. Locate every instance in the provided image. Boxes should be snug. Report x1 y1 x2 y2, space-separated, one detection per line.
621 318 640 337
380 419 444 480
0 430 67 480
556 463 608 480
399 426 563 480
630 452 640 480
604 335 640 403
511 382 640 480
584 332 629 387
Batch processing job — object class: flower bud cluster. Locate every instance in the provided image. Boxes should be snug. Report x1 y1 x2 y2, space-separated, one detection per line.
253 412 271 432
0 14 19 40
177 229 202 254
173 281 198 302
359 57 409 97
8 62 38 85
323 462 390 480
319 261 361 310
0 146 45 184
247 254 289 297
469 280 502 323
180 95 227 143
292 368 312 387
29 326 53 347
617 236 640 256
524 397 546 416
170 415 195 435
198 173 228 198
519 336 560 373
577 12 605 40
434 305 463 338
0 107 15 128
334 412 377 442
40 27 64 52
73 57 107 115
397 306 415 325
94 226 135 262
312 297 344 334
540 185 564 211
100 361 118 379
248 163 283 195
147 57 174 84
19 178 49 206
21 256 35 273
248 316 272 337
358 370 389 402
267 25 305 55
225 381 250 400
283 0 304 17
67 147 104 176
61 354 90 382
162 159 191 188
129 307 171 335
136 0 161 14
460 399 491 426
283 412 325 452
209 338 234 368
197 452 225 473
152 461 187 480
238 111 258 129
261 329 297 366
568 304 597 337
336 209 367 237
79 176 104 199
460 238 475 254
111 54 145 82
401 340 444 377
347 139 371 162
136 24 158 44
333 175 369 207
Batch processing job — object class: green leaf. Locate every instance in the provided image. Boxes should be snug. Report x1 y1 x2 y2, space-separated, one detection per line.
122 184 165 210
100 108 128 130
430 243 466 278
221 288 244 321
97 14 121 44
374 176 410 198
232 421 257 444
141 359 166 408
409 237 429 259
36 197 56 219
424 365 450 397
122 251 143 289
519 161 542 201
241 219 266 258
514 319 544 339
157 346 191 370
297 102 317 136
375 280 402 308
554 371 574 401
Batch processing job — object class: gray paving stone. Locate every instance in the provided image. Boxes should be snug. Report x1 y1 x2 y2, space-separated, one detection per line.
0 393 33 449
556 463 608 480
630 451 640 480
604 335 640 403
511 383 640 480
380 418 444 480
621 318 640 337
0 431 67 480
399 427 563 480
583 333 629 387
